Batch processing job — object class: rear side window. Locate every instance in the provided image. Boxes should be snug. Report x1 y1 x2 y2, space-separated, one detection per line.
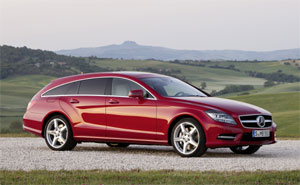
43 82 80 96
78 78 108 95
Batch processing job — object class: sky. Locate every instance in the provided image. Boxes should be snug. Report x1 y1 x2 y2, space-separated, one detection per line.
0 0 299 51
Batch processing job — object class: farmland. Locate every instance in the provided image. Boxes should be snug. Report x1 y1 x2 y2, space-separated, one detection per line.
0 46 299 137
0 74 299 137
229 92 300 137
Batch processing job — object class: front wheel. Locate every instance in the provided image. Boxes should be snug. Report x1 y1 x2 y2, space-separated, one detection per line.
230 145 261 154
171 118 207 157
44 115 77 151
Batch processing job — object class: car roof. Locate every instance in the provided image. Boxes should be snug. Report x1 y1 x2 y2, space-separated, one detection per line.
51 71 167 85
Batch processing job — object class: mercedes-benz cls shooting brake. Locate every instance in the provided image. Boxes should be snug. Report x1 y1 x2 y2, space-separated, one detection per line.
23 72 276 157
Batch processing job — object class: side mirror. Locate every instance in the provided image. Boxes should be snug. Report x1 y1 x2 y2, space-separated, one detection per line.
128 90 144 99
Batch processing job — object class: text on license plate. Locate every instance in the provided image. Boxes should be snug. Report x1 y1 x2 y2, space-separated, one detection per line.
252 130 270 138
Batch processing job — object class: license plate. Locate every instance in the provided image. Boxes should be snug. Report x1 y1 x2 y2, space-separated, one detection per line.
252 130 270 138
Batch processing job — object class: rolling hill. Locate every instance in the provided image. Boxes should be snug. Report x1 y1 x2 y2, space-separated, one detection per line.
0 45 299 137
229 92 300 137
0 74 299 137
56 41 300 61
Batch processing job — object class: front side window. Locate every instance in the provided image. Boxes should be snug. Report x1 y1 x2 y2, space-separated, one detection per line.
140 77 207 97
78 78 108 95
43 81 80 96
111 78 153 98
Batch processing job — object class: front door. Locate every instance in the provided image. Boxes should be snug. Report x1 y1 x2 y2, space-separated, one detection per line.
106 78 157 141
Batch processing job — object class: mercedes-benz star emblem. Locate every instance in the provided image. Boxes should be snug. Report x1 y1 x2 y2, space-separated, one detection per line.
256 116 265 128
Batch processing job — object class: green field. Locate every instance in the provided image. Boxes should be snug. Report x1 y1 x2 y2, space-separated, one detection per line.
219 82 300 97
92 59 268 92
255 82 300 94
0 75 55 133
0 59 299 137
207 60 300 77
0 75 54 109
1 170 299 185
229 92 300 137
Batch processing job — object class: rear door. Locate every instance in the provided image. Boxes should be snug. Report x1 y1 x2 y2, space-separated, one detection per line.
106 77 157 141
59 78 109 138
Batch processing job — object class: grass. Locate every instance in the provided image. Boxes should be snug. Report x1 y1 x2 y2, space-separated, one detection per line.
0 75 54 107
229 92 300 137
92 59 267 92
0 170 299 185
220 82 300 97
0 75 54 132
256 82 300 94
208 60 300 77
0 65 266 131
91 59 300 92
0 67 299 137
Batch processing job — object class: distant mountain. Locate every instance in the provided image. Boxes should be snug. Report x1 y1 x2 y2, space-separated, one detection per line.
56 41 300 61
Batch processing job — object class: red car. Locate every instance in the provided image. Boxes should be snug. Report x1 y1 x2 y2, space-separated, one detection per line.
23 72 276 157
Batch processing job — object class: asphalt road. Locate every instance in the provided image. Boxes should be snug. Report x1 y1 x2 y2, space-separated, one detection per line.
0 138 299 171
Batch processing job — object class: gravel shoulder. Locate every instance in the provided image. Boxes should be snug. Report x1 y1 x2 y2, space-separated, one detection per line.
0 138 299 171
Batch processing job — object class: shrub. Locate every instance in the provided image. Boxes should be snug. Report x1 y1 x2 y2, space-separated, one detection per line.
212 85 254 96
264 80 276 87
9 120 23 132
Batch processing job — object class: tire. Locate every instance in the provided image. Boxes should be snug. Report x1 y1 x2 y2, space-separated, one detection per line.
106 143 130 148
44 115 77 151
171 118 207 157
230 145 261 154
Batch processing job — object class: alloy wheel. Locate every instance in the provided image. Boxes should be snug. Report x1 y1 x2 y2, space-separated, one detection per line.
46 118 68 149
173 122 200 155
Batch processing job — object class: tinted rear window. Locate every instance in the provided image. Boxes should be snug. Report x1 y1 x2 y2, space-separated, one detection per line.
78 78 108 95
43 81 79 96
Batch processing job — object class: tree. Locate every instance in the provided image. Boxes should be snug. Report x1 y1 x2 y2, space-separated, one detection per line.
211 90 217 96
201 82 207 89
211 85 254 96
264 80 275 87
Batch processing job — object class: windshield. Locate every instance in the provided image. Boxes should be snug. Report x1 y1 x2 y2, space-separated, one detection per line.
140 77 207 97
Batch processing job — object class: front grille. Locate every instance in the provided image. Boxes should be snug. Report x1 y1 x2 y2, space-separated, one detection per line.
241 132 272 141
239 115 272 128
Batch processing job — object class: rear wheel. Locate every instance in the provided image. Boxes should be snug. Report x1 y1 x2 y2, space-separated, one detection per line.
230 145 261 154
44 115 77 151
106 143 130 148
171 118 207 157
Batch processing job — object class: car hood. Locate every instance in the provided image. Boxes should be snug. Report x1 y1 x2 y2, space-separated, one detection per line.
171 97 271 115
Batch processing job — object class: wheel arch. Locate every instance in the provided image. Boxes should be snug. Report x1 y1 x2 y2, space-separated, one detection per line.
167 114 206 145
42 111 73 137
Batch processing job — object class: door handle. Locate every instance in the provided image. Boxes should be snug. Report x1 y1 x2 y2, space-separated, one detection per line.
69 98 80 104
108 99 119 104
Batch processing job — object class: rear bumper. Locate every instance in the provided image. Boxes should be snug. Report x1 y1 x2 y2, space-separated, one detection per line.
205 122 277 148
23 111 43 137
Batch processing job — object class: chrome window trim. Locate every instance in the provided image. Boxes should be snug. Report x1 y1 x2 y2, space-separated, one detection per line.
238 114 272 129
41 76 157 100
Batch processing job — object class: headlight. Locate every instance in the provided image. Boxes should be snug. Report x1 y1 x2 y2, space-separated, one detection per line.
205 110 236 125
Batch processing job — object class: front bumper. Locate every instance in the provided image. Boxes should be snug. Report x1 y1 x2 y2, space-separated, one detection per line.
205 121 277 148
